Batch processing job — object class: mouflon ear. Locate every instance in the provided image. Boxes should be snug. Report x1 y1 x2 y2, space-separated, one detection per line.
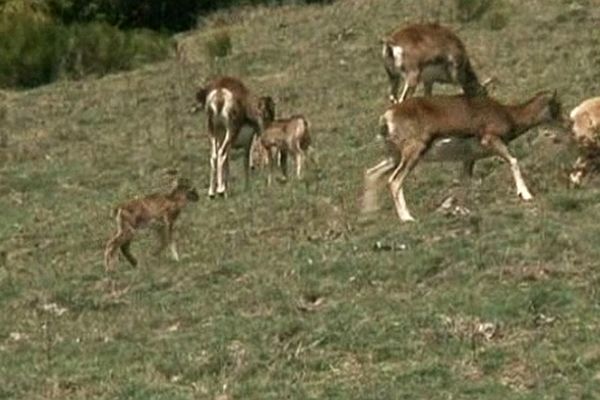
195 86 209 107
258 96 276 123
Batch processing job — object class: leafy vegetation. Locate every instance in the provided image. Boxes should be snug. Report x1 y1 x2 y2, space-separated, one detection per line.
0 0 333 88
4 0 334 32
0 14 171 88
1 0 600 399
0 1 172 88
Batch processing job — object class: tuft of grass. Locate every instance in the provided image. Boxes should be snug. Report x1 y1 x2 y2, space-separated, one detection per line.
454 0 493 22
486 10 509 30
205 29 233 60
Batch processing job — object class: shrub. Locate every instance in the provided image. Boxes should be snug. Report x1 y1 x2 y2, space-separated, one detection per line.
46 0 336 33
126 29 173 65
0 16 171 88
63 23 170 78
486 10 508 31
205 30 232 60
63 22 129 78
0 14 66 87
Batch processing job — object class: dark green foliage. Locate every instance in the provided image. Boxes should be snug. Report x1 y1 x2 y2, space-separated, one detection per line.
63 23 170 78
47 0 335 32
0 0 327 88
0 15 170 88
0 15 66 87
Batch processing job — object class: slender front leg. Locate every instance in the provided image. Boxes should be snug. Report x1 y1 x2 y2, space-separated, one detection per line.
484 136 533 200
248 134 259 171
398 71 420 103
362 158 396 213
280 150 288 181
388 161 415 222
104 228 136 271
243 135 255 190
166 221 179 262
266 146 275 187
120 240 137 267
222 152 230 195
385 66 401 103
216 127 232 195
392 185 414 222
387 142 425 222
104 235 119 272
208 136 218 198
104 214 135 271
295 149 306 179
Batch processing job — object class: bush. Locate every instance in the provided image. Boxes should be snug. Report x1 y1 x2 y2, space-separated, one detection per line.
0 15 66 87
0 15 171 88
205 30 232 60
63 23 170 78
47 0 336 33
0 0 329 88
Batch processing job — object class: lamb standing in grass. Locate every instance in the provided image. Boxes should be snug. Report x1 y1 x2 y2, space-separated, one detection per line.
256 96 313 186
104 179 199 271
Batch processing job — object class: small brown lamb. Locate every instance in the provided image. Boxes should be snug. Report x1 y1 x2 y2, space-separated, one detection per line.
104 179 199 271
256 97 312 186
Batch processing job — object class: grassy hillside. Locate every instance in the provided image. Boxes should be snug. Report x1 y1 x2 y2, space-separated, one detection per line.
2 0 600 398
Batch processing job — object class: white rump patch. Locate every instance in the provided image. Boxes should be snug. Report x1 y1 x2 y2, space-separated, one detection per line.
207 88 234 119
391 46 404 68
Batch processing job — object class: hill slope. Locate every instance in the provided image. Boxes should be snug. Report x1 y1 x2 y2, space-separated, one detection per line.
2 0 600 398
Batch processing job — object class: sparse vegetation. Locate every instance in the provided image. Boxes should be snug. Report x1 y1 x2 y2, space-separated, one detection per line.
486 10 508 30
453 0 493 22
1 0 600 399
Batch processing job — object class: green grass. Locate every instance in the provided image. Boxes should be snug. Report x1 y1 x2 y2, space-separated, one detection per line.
2 0 600 398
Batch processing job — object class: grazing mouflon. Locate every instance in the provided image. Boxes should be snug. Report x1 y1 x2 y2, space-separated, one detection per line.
382 23 487 103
